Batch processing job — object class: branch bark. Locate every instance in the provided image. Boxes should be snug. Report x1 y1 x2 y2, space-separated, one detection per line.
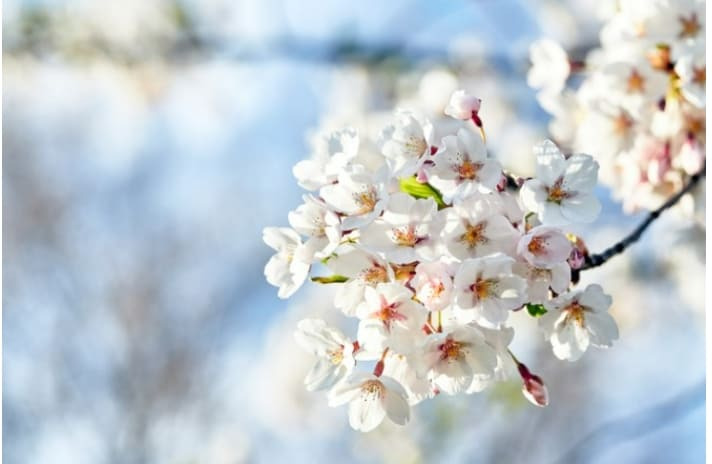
581 165 705 271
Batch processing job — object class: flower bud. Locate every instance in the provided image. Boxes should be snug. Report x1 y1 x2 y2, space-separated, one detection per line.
444 90 482 121
517 362 549 407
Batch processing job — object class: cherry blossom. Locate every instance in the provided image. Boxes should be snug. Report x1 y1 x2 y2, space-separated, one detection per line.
444 89 482 121
359 193 441 264
452 254 527 327
517 226 572 269
442 192 519 260
264 90 615 432
421 324 497 395
380 109 434 177
520 140 601 226
294 319 356 391
263 227 310 298
355 283 427 354
539 284 619 361
427 128 502 202
527 39 570 95
328 373 410 432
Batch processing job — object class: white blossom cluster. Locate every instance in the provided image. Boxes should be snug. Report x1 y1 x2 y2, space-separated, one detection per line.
263 91 619 432
529 0 705 213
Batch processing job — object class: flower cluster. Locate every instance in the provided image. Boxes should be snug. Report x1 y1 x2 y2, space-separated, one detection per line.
264 91 619 432
529 0 705 213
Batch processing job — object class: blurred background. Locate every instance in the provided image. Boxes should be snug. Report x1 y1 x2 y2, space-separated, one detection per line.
2 0 705 463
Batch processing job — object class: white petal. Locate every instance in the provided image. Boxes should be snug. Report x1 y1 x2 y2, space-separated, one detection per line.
560 194 601 224
586 311 619 347
348 392 387 432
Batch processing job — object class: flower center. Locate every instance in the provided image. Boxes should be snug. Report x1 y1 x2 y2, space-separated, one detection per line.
679 13 701 38
361 264 389 284
361 379 385 398
527 236 547 255
354 187 378 214
405 135 428 158
564 301 586 327
391 225 420 247
457 158 482 180
626 69 645 93
438 337 470 362
647 45 671 71
693 66 706 87
546 178 570 203
460 222 487 249
329 347 344 365
471 278 497 300
373 296 407 331
612 112 634 135
392 262 417 282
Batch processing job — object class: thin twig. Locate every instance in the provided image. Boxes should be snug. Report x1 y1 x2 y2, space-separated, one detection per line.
581 165 705 271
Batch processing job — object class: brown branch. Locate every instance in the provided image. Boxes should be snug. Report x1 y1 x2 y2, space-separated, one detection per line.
581 165 705 271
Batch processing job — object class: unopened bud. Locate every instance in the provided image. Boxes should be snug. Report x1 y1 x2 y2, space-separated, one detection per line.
517 362 549 407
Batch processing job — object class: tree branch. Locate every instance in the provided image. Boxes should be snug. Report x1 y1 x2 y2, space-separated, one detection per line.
581 165 705 271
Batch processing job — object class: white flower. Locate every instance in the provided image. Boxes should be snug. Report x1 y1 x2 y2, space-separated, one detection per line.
380 110 434 177
465 326 517 393
410 261 454 312
326 247 394 316
520 140 602 226
452 254 527 327
288 195 342 260
427 128 502 203
441 192 518 260
444 89 482 120
675 52 706 108
421 325 497 395
263 227 310 298
320 164 389 230
513 261 571 304
527 39 570 95
539 284 619 361
293 128 359 190
355 283 427 354
359 193 441 264
328 373 410 432
381 352 434 405
294 319 356 391
516 226 572 268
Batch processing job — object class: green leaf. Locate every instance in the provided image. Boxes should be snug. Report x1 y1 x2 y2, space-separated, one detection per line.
399 176 447 209
526 303 548 317
311 275 349 284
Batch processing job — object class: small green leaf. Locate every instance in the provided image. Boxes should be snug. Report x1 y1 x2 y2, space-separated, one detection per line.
399 176 447 209
311 275 349 284
526 303 548 317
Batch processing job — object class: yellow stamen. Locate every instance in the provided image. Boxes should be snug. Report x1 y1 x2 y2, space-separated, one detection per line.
460 222 487 249
627 69 645 93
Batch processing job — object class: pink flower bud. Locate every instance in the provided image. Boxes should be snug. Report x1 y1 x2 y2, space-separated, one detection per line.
568 247 585 270
522 374 549 407
444 90 482 121
517 362 549 407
